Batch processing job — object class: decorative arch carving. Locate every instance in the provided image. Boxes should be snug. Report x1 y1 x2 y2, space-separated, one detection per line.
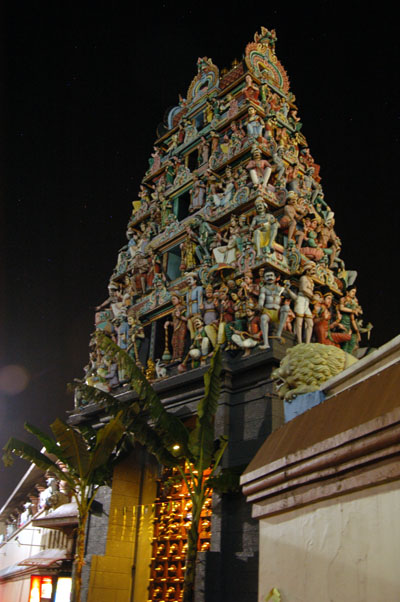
186 57 219 105
245 40 290 94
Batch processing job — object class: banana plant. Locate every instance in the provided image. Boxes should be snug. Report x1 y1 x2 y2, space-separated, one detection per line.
3 411 126 602
76 333 229 602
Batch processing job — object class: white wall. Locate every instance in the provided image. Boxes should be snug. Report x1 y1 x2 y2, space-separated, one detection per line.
0 578 30 602
259 480 400 602
0 521 67 601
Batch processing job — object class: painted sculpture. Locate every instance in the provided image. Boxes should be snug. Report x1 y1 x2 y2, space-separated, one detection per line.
272 343 358 401
80 26 372 395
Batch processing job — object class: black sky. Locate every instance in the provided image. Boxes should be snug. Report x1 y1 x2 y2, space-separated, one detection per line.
1 1 399 506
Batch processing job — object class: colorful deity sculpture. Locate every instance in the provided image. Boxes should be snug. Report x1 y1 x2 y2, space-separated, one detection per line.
251 198 278 257
84 27 371 398
164 293 188 362
258 271 292 349
246 147 272 190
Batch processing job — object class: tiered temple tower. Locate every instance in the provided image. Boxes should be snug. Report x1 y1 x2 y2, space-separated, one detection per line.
71 27 368 602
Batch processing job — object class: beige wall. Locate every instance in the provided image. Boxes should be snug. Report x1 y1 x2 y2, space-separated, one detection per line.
0 577 30 602
259 480 400 602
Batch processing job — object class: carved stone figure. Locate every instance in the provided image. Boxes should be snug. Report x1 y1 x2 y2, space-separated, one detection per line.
127 314 145 365
313 292 352 348
231 303 262 356
173 160 191 188
40 477 69 511
251 197 278 257
212 167 235 208
301 214 325 262
180 225 199 272
155 359 167 379
185 273 204 336
293 262 316 344
160 193 173 228
238 270 259 305
166 133 179 156
212 215 240 265
183 316 212 368
271 145 286 185
201 284 219 347
246 107 264 139
149 146 162 172
279 191 306 248
164 293 188 362
338 286 363 354
258 271 291 349
302 166 321 204
227 95 239 119
198 137 209 165
189 175 206 212
243 74 260 104
272 343 357 401
183 119 198 144
193 216 215 262
20 502 34 525
317 212 341 268
246 147 272 190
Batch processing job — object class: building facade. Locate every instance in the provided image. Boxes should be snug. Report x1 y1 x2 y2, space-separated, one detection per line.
0 464 75 602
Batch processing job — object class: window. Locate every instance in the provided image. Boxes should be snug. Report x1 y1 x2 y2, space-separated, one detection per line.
187 149 198 173
166 245 181 281
173 192 191 222
194 111 204 130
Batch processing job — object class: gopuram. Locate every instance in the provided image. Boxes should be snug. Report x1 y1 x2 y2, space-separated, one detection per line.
71 27 370 602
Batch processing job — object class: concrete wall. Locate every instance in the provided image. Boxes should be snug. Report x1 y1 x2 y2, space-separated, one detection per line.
258 480 400 602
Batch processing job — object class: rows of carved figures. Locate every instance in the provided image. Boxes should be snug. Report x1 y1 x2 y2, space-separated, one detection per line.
79 28 371 398
112 185 344 296
84 263 370 393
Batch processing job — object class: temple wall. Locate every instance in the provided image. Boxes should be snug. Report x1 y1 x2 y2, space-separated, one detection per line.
258 480 400 602
82 346 288 602
86 451 157 602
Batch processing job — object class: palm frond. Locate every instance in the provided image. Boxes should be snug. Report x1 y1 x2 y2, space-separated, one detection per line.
50 419 90 478
208 468 240 493
187 347 222 469
124 413 181 467
86 412 125 474
97 333 190 452
97 332 159 406
197 347 222 420
2 438 70 485
24 422 69 464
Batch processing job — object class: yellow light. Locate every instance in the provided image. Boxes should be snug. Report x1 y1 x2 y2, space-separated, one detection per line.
29 577 41 602
172 444 180 451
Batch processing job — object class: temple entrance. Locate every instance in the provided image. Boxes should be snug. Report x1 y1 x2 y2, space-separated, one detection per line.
148 465 213 601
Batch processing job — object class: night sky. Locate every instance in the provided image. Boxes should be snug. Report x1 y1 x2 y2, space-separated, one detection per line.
1 2 399 506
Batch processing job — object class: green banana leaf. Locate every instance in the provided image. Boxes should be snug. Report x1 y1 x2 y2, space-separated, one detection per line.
86 411 125 474
2 438 71 486
50 418 91 478
24 422 69 465
97 333 190 453
187 347 222 468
